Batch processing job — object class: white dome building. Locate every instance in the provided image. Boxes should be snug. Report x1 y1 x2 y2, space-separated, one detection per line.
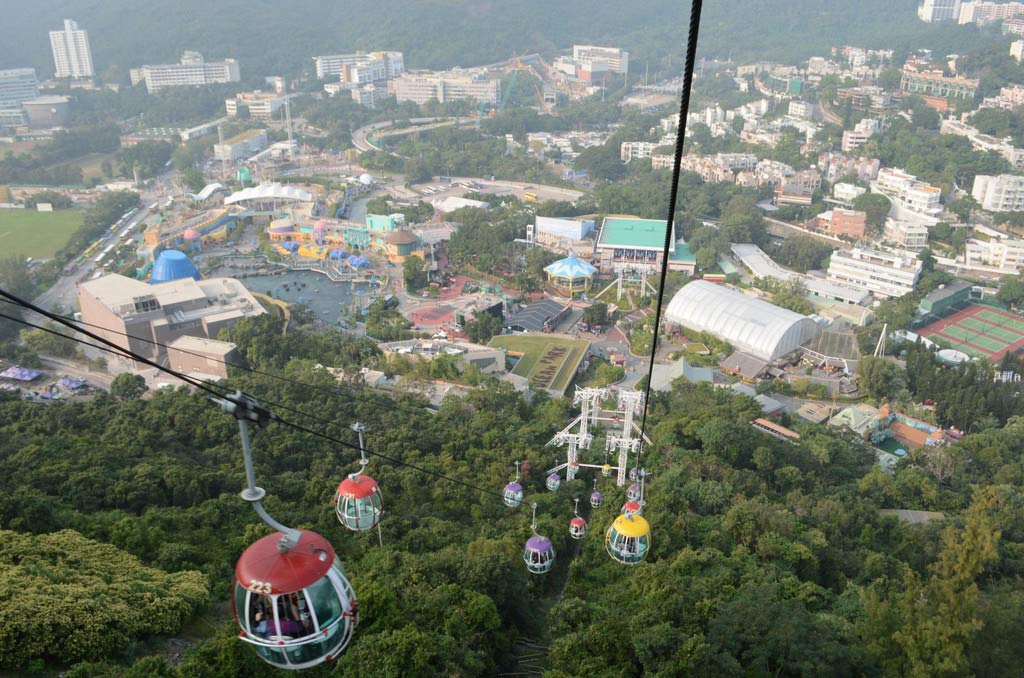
665 281 821 361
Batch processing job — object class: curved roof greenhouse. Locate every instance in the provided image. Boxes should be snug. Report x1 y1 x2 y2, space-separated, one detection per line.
664 281 820 361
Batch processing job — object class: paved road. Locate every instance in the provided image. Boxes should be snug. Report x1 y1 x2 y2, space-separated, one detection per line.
351 117 473 153
34 202 153 314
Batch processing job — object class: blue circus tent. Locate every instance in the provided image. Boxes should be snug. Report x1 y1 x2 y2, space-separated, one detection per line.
150 250 201 284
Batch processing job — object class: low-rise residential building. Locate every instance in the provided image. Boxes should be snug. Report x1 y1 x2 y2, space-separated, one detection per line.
788 100 817 119
775 169 822 205
842 118 880 152
834 182 868 205
651 154 675 170
884 219 930 249
900 182 944 216
130 51 240 93
872 167 944 218
620 141 658 162
736 159 795 188
827 247 923 298
834 85 896 114
816 208 868 238
982 84 1024 109
678 154 737 182
819 153 880 182
213 129 268 162
874 167 919 195
972 174 1024 211
391 69 500 105
965 236 1024 271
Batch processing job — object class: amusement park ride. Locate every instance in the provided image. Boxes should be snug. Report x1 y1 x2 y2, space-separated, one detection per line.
219 381 653 669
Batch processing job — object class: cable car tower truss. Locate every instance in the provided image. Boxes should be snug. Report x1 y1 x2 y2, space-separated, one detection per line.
546 386 649 486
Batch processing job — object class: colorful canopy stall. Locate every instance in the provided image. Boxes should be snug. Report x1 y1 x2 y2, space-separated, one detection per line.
0 366 42 381
543 255 597 298
58 377 86 389
346 255 370 270
328 249 349 261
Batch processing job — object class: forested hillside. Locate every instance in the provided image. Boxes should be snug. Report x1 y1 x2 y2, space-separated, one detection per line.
0 0 997 79
2 312 1024 674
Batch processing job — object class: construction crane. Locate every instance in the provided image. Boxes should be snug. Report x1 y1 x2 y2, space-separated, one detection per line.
500 54 550 113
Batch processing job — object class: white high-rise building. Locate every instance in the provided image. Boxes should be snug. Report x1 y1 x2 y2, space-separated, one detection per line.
973 174 1024 211
918 0 962 21
50 19 94 79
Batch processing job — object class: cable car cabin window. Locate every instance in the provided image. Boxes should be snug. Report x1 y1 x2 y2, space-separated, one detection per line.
340 491 382 530
306 573 343 630
234 584 250 631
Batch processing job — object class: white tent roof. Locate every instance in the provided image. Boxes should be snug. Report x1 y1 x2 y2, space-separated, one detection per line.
665 280 821 361
224 182 312 206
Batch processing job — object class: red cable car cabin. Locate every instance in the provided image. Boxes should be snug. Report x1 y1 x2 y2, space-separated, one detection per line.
334 474 383 531
233 530 358 670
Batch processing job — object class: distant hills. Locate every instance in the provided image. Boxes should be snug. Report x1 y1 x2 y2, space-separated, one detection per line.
0 0 1000 82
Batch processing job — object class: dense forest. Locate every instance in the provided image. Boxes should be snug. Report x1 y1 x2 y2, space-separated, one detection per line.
0 1 1001 80
3 309 1024 675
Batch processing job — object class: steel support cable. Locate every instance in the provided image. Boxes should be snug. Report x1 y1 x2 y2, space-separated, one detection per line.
636 0 706 458
0 299 506 501
0 299 437 420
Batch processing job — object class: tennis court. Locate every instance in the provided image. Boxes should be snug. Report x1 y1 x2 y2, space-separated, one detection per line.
918 304 1024 361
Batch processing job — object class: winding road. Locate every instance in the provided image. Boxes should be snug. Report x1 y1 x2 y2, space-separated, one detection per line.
351 117 475 153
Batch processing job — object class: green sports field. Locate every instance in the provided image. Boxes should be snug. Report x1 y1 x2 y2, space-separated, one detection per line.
489 334 590 394
0 209 83 259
